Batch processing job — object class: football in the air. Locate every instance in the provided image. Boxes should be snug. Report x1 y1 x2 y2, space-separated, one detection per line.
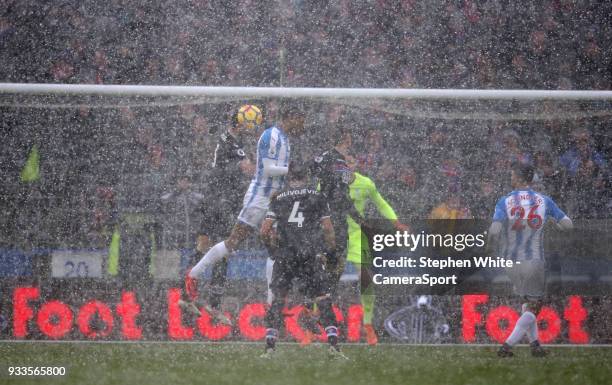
236 104 263 130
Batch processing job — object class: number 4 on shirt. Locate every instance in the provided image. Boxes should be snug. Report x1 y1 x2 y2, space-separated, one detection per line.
289 201 304 227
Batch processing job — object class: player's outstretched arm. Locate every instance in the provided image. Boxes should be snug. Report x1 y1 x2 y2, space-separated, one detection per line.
545 195 573 231
557 216 573 231
262 158 288 177
487 221 502 253
367 177 410 232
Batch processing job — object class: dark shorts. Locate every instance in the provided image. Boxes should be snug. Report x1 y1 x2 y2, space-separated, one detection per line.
270 253 331 300
200 197 240 241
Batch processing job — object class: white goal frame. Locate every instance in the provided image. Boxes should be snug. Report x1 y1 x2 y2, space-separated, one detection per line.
1 83 611 101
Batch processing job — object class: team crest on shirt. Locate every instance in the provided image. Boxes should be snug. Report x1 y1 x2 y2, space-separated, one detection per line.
342 171 351 183
334 163 352 183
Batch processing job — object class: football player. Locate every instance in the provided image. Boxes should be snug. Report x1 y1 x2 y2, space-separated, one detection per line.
180 107 257 321
259 165 347 359
310 125 407 345
345 169 409 345
181 105 305 314
489 162 572 357
309 125 361 286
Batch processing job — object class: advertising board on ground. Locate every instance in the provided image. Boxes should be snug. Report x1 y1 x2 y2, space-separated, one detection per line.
1 283 603 344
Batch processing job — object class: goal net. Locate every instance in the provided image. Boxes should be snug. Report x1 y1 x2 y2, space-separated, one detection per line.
0 84 610 285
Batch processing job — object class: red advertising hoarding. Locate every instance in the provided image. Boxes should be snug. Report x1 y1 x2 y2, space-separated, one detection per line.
4 286 594 344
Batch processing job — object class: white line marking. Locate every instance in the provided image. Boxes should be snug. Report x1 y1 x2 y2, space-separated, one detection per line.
1 340 610 348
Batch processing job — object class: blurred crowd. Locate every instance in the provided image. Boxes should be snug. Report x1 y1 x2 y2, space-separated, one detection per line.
0 0 610 89
0 0 610 252
1 102 609 251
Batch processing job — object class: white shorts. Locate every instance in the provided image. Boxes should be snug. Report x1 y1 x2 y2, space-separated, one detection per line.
239 185 276 229
237 204 268 229
505 259 546 298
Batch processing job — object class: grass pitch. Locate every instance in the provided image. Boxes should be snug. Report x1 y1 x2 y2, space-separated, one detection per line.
1 342 610 385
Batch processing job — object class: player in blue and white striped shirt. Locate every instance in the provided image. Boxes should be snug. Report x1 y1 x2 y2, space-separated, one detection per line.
492 183 568 264
181 106 305 317
240 125 291 226
489 162 572 357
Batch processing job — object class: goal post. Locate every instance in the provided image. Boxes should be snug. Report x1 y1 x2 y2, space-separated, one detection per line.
1 82 612 100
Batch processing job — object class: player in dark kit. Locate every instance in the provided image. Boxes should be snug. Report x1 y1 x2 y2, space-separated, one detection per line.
260 166 347 359
310 125 408 345
310 126 365 287
179 108 256 322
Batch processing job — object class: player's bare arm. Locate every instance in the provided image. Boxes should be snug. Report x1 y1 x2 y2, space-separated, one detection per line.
225 222 254 252
321 216 336 252
486 221 502 254
260 217 278 249
239 157 255 176
556 216 573 231
196 234 210 253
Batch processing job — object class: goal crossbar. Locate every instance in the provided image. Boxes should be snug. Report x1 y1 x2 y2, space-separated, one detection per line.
1 83 611 101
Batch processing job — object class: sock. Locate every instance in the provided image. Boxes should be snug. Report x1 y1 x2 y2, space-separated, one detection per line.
265 258 274 305
325 326 338 347
361 286 375 325
189 241 229 278
505 311 536 346
265 328 278 349
208 257 228 309
527 317 539 343
208 286 224 309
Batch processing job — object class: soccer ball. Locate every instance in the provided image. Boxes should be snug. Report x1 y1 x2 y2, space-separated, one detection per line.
235 104 263 130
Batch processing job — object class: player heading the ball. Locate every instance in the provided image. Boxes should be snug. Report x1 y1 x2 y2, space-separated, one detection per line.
181 104 306 319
